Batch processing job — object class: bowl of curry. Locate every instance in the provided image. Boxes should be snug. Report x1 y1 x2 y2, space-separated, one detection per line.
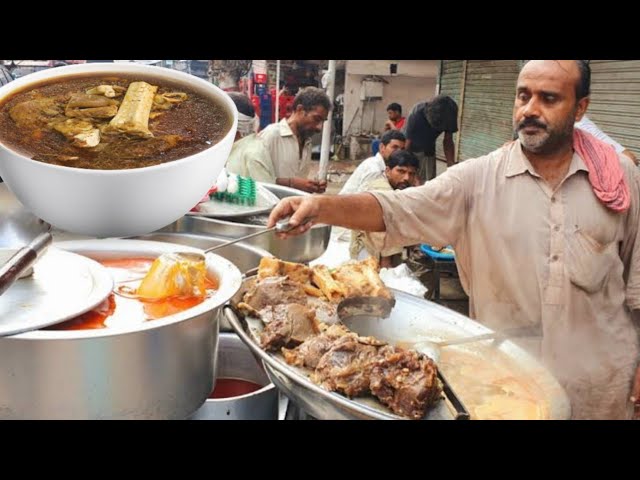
0 63 238 237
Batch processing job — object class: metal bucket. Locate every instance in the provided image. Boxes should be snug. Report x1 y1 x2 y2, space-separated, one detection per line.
190 333 278 420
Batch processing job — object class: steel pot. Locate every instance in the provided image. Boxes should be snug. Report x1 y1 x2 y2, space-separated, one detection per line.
0 239 242 419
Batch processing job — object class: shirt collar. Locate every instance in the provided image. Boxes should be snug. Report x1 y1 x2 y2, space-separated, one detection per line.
505 141 589 178
278 118 294 137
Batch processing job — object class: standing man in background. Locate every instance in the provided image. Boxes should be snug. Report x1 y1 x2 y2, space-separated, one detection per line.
403 95 459 182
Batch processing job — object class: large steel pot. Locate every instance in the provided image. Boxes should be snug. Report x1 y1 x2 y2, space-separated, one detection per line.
189 333 278 420
158 183 331 263
0 239 242 419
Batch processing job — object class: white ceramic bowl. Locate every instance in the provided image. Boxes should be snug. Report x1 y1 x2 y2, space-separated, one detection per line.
0 63 238 238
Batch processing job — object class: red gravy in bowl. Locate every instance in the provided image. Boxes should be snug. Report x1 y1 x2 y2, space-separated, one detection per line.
209 378 264 399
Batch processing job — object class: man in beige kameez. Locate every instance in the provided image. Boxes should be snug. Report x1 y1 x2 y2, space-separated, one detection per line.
267 60 640 420
258 87 331 194
225 92 276 183
350 150 419 269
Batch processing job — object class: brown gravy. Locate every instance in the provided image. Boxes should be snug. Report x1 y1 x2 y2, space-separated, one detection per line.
0 74 232 170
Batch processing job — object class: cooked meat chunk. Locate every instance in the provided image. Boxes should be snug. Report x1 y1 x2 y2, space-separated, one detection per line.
283 324 351 368
312 335 380 397
259 304 318 352
369 346 442 419
9 97 64 129
332 257 394 301
307 296 340 324
257 257 311 284
243 276 308 311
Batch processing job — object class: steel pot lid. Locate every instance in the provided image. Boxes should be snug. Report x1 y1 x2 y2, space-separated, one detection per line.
0 247 113 337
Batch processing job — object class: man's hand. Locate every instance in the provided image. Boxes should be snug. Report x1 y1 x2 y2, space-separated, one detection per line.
291 177 326 194
631 363 640 419
267 196 320 238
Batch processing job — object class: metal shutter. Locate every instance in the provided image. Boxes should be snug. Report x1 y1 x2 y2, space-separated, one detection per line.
588 60 640 157
436 60 464 162
457 60 520 161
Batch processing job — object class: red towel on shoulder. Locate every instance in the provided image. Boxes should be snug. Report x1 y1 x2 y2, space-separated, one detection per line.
573 128 630 213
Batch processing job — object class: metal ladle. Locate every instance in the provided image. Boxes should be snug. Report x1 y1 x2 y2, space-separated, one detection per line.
116 216 314 286
173 216 314 263
413 325 542 363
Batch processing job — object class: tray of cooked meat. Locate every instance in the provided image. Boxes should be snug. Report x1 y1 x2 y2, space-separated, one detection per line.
224 257 571 420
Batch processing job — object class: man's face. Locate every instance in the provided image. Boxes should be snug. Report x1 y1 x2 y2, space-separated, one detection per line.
387 109 400 122
386 165 416 190
379 139 405 160
295 105 328 140
513 60 589 155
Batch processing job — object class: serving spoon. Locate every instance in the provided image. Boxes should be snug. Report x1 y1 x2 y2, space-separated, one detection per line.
116 216 314 288
413 325 542 363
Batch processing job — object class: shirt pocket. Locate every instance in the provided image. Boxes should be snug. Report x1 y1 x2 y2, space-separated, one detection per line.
565 226 619 293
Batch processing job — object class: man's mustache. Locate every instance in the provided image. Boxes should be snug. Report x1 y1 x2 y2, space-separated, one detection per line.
518 118 547 130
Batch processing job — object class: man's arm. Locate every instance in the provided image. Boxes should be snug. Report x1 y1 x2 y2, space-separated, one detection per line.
269 161 472 250
443 131 456 167
244 144 277 183
402 104 419 152
267 193 385 237
276 177 325 193
405 138 412 151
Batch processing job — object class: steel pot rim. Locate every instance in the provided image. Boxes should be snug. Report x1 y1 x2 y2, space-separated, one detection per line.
8 238 242 341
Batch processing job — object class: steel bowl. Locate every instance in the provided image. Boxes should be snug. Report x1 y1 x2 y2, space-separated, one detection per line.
189 333 278 420
158 183 331 263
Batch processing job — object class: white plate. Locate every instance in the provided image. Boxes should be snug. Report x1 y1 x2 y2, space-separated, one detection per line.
187 184 280 218
0 247 114 337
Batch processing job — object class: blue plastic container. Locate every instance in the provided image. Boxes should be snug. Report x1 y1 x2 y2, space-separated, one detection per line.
420 244 455 261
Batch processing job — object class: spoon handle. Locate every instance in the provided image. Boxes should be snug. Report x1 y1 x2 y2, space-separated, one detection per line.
0 232 52 296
